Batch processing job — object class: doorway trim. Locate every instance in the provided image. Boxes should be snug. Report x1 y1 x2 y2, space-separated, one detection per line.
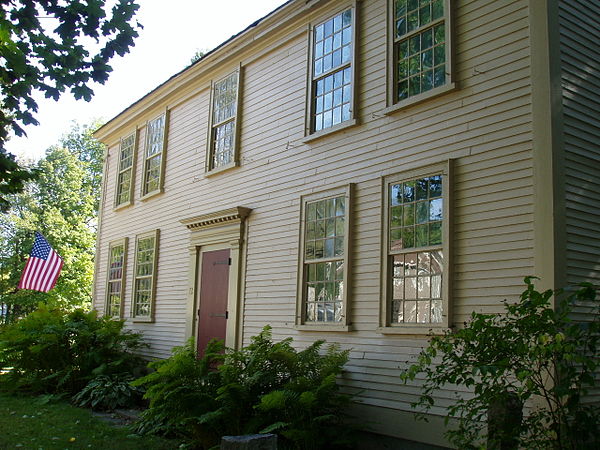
181 206 251 351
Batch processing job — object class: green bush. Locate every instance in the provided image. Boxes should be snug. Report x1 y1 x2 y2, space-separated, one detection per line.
132 338 225 443
401 278 600 449
73 374 144 410
0 305 146 395
133 327 354 450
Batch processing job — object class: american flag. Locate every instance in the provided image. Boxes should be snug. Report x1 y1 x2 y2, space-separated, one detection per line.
18 232 63 292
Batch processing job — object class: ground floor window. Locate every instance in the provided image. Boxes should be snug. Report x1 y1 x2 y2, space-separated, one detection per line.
132 229 159 321
382 161 451 331
297 185 353 329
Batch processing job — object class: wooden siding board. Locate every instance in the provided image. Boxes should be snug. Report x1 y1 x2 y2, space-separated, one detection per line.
559 0 600 406
92 0 540 433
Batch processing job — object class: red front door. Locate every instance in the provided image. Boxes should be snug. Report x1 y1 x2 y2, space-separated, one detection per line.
197 249 230 356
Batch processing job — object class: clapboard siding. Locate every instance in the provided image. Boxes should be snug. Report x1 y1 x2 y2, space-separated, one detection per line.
92 0 541 445
559 0 600 405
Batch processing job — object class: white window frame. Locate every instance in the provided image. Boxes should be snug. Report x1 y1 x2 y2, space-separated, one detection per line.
131 229 159 322
206 68 242 175
105 238 128 318
296 184 354 331
380 161 452 334
114 131 137 209
141 111 168 199
386 0 455 111
305 3 358 139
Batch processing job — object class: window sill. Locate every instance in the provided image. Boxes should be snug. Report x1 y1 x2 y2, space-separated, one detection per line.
113 201 133 212
377 325 450 336
132 317 155 323
383 82 457 116
204 161 239 178
302 118 358 144
140 189 164 202
295 324 352 332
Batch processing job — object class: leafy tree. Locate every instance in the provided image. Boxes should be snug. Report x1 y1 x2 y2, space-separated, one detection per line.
401 278 600 449
0 0 141 210
0 122 104 322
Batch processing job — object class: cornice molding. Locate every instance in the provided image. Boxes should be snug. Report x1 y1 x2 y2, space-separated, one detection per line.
181 207 252 230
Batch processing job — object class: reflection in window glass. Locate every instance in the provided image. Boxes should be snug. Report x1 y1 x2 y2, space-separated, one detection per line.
304 196 345 323
391 250 443 324
210 72 238 170
116 134 135 206
106 243 125 317
133 234 157 318
388 173 444 324
143 114 166 195
393 0 446 101
312 9 353 132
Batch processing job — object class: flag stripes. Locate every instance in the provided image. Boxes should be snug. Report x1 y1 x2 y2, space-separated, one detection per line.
18 232 64 293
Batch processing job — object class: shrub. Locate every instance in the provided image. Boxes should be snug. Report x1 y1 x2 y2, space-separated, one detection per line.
132 338 225 444
0 305 146 395
133 327 353 449
401 278 600 449
73 374 144 411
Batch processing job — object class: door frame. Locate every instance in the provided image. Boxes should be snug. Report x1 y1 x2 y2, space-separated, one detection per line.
182 207 251 351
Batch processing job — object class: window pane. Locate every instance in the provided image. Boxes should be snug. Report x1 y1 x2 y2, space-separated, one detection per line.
146 115 164 157
133 234 157 318
394 17 446 102
389 174 443 251
389 171 445 325
212 120 235 168
119 134 135 171
117 169 132 205
144 154 161 194
107 243 125 317
303 194 347 324
391 250 443 324
312 9 352 132
210 72 238 170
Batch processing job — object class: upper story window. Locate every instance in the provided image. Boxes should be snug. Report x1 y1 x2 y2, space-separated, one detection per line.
207 70 240 173
310 8 355 133
142 112 167 197
391 0 452 105
297 185 353 331
105 238 127 318
115 133 136 208
381 162 451 333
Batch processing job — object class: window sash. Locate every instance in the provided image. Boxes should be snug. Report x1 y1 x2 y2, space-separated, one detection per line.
297 185 353 329
389 0 452 105
309 7 356 133
142 113 167 196
105 239 127 318
381 162 451 331
115 133 136 207
207 70 240 172
132 231 159 320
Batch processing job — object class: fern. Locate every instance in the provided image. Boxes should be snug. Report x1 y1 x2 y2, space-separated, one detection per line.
133 326 356 449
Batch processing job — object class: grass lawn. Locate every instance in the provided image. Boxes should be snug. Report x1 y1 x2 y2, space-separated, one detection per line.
0 392 180 449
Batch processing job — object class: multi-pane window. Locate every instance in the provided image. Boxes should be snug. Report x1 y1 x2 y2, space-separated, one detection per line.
132 230 158 320
393 0 448 102
115 133 135 207
311 9 354 132
385 169 448 327
298 186 352 328
208 71 239 171
105 239 127 318
142 113 166 196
